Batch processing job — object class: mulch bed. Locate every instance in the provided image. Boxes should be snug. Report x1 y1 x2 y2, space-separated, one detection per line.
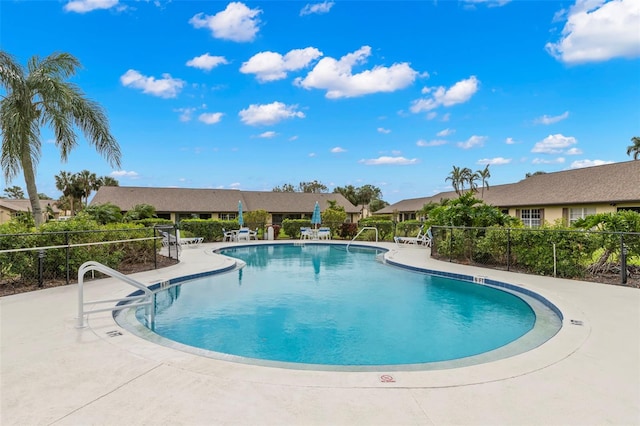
0 255 179 297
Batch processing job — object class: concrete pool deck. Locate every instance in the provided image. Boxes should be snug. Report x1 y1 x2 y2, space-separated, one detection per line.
1 241 639 425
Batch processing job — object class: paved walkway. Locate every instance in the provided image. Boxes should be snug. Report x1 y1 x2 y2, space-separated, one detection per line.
1 241 639 425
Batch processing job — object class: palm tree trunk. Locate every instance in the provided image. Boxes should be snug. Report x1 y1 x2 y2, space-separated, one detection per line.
20 149 43 227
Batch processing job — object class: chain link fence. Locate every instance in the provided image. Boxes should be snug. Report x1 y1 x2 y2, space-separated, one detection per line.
0 226 179 294
430 226 640 287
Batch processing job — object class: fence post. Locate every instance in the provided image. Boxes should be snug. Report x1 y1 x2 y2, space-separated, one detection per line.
153 227 157 270
507 228 511 271
38 249 45 287
448 227 453 263
621 234 627 285
65 231 70 285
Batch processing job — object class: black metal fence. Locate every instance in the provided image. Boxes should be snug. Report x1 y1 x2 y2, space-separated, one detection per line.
430 226 640 287
0 226 179 294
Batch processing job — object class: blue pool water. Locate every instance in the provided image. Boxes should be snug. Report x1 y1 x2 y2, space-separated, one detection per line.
138 244 537 366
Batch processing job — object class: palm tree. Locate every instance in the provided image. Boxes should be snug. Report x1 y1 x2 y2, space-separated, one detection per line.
98 175 119 187
446 166 464 196
75 169 99 207
627 136 640 160
477 164 491 198
54 171 80 216
0 51 121 227
464 168 479 194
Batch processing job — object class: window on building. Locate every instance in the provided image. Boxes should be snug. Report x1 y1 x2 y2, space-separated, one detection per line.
520 209 543 228
569 207 596 224
219 213 236 221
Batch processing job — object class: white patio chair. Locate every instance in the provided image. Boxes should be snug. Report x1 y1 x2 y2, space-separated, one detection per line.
222 228 235 242
300 227 312 240
317 227 331 240
236 227 251 242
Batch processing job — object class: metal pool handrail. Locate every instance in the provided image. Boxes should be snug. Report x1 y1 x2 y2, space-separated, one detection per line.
77 261 154 328
347 226 379 251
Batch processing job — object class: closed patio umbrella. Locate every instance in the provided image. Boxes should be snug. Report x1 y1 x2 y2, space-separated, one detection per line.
311 201 321 229
238 200 244 226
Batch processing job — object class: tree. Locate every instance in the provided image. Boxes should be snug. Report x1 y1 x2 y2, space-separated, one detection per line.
81 202 122 224
465 168 479 193
333 185 358 205
3 185 24 198
525 171 546 178
446 166 464 196
477 164 491 198
0 51 121 227
98 175 119 187
272 183 295 192
123 203 156 222
75 169 99 206
298 180 327 193
627 136 640 160
55 171 82 216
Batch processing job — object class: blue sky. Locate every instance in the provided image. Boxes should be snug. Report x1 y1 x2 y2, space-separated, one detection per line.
2 0 639 204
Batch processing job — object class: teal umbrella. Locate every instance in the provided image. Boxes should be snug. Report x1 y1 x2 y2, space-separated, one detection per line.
311 201 321 228
238 200 244 226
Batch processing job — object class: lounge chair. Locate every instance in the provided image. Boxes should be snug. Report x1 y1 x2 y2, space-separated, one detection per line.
161 231 203 248
249 228 259 240
394 226 430 247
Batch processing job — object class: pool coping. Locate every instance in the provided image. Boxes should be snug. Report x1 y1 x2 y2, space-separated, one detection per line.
114 243 566 376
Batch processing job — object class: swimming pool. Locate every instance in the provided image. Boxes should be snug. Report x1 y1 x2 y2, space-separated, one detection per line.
117 244 562 370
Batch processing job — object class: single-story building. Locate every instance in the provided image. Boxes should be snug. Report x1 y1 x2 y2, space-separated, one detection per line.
0 199 61 225
376 160 640 227
90 186 362 225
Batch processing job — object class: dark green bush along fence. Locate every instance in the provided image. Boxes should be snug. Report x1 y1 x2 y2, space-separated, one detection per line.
179 219 240 242
431 226 640 286
0 226 172 291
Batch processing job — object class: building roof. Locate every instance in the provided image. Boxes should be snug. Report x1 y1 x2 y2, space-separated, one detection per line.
90 186 361 214
0 199 60 213
377 160 640 214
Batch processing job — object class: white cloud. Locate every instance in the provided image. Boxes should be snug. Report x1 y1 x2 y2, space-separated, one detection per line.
198 112 223 124
259 131 277 138
566 147 583 155
505 137 518 144
477 157 512 165
64 0 119 13
120 70 185 98
300 1 334 16
189 2 262 42
411 76 480 113
239 102 305 126
462 0 511 7
377 127 391 134
289 135 299 141
186 53 229 71
229 182 241 189
175 107 196 122
570 159 614 168
110 170 139 178
416 139 447 147
534 111 570 125
436 128 455 137
331 147 346 153
546 0 640 63
240 48 322 82
294 46 417 98
359 156 419 165
457 135 487 149
531 134 577 154
532 157 566 164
